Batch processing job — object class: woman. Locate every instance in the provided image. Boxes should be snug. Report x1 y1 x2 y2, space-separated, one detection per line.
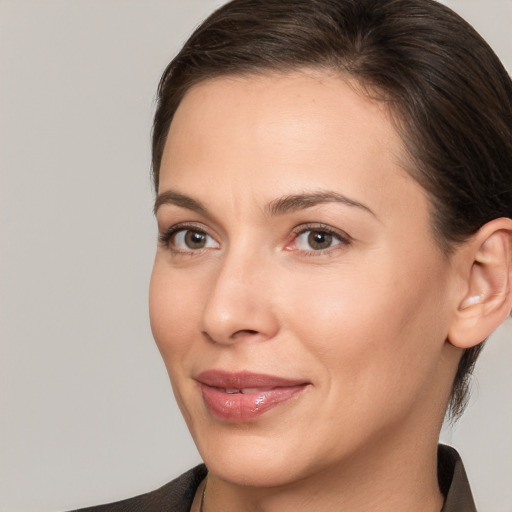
75 0 512 510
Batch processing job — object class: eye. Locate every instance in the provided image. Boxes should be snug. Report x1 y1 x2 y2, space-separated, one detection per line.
288 225 350 253
159 225 219 252
296 230 338 250
174 229 217 250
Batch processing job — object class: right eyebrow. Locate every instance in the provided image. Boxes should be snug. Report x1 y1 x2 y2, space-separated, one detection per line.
153 190 208 216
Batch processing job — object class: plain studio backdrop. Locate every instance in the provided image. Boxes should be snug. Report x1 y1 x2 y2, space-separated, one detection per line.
0 1 511 511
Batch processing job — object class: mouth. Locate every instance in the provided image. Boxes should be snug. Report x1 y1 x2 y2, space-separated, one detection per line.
221 387 274 394
196 370 310 422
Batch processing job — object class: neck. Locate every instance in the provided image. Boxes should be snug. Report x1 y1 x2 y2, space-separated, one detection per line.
203 433 444 512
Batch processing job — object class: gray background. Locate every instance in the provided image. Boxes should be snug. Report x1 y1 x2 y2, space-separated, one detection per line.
0 1 510 511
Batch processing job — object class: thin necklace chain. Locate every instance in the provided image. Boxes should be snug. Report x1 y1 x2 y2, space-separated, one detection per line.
199 474 208 512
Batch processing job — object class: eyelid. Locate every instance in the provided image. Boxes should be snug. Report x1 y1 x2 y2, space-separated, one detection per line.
286 223 351 253
158 222 220 253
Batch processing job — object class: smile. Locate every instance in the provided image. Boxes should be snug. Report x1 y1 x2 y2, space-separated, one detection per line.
196 370 310 422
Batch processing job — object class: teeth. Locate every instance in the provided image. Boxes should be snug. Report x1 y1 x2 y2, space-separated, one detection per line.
223 388 268 394
240 388 259 394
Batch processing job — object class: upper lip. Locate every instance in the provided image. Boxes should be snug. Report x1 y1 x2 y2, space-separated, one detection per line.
196 370 309 389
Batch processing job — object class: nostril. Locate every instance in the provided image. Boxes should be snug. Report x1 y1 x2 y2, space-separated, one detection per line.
202 329 259 344
234 329 259 337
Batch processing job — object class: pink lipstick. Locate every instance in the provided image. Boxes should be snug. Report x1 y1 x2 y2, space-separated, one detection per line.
197 370 310 422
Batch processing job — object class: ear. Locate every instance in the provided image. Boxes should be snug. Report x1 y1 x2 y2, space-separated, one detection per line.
448 218 512 349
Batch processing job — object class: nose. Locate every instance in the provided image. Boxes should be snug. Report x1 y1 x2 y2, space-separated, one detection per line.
200 250 280 345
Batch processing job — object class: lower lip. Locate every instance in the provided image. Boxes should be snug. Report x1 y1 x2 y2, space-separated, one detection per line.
200 384 308 421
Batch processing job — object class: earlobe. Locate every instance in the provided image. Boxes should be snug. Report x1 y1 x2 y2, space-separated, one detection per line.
448 218 512 349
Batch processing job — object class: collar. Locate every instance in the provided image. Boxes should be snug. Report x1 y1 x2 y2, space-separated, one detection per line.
439 444 477 512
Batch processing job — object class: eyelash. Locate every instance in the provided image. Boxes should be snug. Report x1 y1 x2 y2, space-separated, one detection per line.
158 222 351 256
288 223 351 255
158 223 216 254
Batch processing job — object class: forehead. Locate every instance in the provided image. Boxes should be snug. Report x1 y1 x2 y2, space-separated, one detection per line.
160 70 427 225
167 70 400 160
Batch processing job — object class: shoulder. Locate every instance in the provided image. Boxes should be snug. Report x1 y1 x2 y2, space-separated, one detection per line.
69 464 207 512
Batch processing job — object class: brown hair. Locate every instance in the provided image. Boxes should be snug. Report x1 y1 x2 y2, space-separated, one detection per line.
151 0 512 418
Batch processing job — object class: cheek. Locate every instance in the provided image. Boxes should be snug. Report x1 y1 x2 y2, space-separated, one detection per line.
281 252 450 396
281 268 383 383
149 262 207 427
149 261 202 363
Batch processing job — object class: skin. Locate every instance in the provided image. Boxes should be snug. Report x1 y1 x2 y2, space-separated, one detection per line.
149 70 466 511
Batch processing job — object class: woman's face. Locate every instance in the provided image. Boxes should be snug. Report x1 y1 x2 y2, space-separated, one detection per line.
150 71 459 486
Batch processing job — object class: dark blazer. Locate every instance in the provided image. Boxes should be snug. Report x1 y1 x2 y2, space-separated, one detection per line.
71 444 476 512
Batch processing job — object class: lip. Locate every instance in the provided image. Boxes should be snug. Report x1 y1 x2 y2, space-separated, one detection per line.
196 370 310 422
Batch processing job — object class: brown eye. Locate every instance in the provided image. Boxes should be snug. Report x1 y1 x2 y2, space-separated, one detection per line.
294 228 346 252
307 231 333 250
184 230 207 249
170 228 219 251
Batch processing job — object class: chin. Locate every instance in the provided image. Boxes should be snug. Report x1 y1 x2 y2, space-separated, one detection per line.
206 451 302 488
193 426 313 488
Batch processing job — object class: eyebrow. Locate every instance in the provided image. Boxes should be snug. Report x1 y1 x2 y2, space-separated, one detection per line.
265 191 376 217
154 189 375 218
153 190 208 215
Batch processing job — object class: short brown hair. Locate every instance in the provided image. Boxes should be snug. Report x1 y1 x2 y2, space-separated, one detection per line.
151 0 512 418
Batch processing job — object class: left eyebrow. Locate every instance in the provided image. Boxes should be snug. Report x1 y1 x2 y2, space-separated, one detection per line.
265 191 376 217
